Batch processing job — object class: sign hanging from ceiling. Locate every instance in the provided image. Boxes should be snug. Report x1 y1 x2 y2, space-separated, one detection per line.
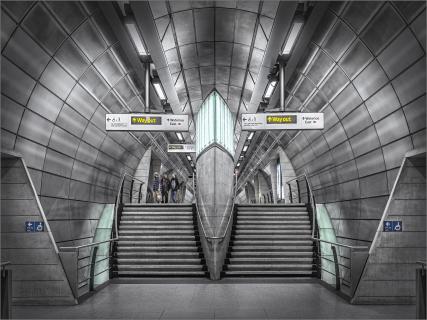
105 114 189 132
241 113 324 131
167 144 196 153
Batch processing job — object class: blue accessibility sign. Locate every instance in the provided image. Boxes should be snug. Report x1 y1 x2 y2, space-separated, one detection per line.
383 220 402 232
25 221 44 232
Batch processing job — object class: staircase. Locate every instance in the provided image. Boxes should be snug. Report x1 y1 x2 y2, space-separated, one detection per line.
222 204 315 276
113 204 208 277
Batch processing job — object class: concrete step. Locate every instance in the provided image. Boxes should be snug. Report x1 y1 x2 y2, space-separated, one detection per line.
232 240 313 246
231 245 313 252
225 264 314 271
237 212 308 215
230 252 313 258
237 221 310 225
114 270 206 277
118 240 199 246
116 258 202 265
222 270 313 276
233 230 311 235
119 230 195 235
237 216 309 220
116 265 205 271
122 211 193 215
234 225 311 230
120 220 194 225
119 225 194 230
120 215 193 221
228 257 313 264
232 235 311 240
119 235 197 241
117 246 200 252
116 252 201 258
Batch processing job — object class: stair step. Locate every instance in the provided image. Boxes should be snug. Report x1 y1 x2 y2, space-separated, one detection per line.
234 225 311 230
119 235 197 241
231 246 313 252
119 225 194 230
233 230 311 235
120 216 193 221
237 212 308 215
114 271 206 276
117 246 200 252
116 265 204 271
119 230 195 235
117 252 201 258
232 235 311 240
237 216 309 220
230 252 313 257
222 270 313 276
120 221 194 225
237 221 310 225
226 264 313 270
118 240 199 246
122 211 193 215
228 258 313 263
116 258 202 264
232 240 313 245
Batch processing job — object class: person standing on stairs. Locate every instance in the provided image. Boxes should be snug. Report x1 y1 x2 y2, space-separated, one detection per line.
161 174 171 204
152 172 161 203
170 174 179 203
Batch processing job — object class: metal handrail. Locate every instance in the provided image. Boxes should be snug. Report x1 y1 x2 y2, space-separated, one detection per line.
1 261 10 268
312 238 369 250
192 172 237 242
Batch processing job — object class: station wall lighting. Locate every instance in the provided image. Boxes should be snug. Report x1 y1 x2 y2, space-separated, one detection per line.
263 79 277 100
282 18 304 55
124 20 148 56
242 145 248 152
236 163 241 167
186 155 192 161
247 132 254 141
152 76 166 101
240 155 244 160
176 132 184 141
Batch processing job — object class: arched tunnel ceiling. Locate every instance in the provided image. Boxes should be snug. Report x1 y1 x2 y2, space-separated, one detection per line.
146 1 281 142
237 1 426 246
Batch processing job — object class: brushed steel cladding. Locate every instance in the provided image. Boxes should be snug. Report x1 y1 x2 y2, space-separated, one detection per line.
276 1 426 250
0 1 152 248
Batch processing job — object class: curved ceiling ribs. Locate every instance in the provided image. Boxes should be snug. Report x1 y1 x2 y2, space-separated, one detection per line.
148 1 280 143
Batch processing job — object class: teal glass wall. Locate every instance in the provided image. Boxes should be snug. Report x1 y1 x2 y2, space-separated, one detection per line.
196 91 234 156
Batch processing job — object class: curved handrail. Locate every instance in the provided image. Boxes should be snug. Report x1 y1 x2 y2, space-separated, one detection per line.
192 173 237 242
312 238 369 250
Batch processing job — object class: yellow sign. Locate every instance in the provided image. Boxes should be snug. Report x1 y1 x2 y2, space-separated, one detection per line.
266 115 297 124
131 116 162 125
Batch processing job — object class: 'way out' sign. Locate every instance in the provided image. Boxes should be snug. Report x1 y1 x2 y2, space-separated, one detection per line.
241 113 324 131
167 144 195 153
106 114 189 132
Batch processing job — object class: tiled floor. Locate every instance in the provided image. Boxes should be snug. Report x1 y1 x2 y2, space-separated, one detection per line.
12 279 415 319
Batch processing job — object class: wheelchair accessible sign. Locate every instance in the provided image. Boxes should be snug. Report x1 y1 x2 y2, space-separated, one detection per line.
383 220 402 232
25 221 44 232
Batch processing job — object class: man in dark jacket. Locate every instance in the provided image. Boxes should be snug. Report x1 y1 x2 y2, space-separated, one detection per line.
152 172 161 203
161 174 170 203
170 174 179 203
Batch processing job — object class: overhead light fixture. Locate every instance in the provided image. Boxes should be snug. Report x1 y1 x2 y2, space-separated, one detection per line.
162 101 172 113
190 162 194 167
243 145 248 152
186 155 192 161
263 78 277 100
152 76 166 101
248 132 254 141
282 18 304 55
259 101 268 112
176 132 184 141
124 20 148 56
240 155 244 160
236 163 240 167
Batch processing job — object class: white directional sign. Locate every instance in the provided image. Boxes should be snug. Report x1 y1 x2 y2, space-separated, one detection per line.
105 114 189 131
167 144 196 153
241 113 324 131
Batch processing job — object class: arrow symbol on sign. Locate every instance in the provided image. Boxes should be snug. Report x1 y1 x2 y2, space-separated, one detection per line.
107 118 111 122
243 117 247 121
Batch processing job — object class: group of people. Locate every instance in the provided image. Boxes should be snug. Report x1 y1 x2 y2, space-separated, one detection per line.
152 172 181 203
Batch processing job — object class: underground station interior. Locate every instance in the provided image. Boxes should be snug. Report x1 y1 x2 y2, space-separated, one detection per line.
0 1 426 319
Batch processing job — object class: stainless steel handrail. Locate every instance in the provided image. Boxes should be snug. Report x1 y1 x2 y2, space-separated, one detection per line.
312 238 369 250
192 172 237 242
